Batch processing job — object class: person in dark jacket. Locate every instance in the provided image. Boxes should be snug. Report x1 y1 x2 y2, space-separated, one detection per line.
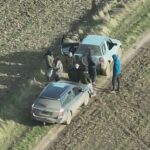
43 49 54 81
65 52 76 73
111 54 121 92
87 48 97 84
69 63 81 82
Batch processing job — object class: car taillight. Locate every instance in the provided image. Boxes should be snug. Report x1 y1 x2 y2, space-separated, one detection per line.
99 57 104 64
59 108 64 117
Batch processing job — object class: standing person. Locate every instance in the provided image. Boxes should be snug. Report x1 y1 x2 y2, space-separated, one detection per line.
44 49 54 81
87 48 97 85
54 57 63 81
44 49 54 68
66 52 76 78
111 54 121 93
80 69 96 97
69 63 81 82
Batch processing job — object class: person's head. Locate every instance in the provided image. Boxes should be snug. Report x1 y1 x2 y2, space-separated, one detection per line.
112 54 118 61
75 63 80 69
47 49 52 56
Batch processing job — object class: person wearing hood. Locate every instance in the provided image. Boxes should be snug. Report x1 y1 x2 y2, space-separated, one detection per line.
111 54 121 92
44 49 54 81
69 63 81 82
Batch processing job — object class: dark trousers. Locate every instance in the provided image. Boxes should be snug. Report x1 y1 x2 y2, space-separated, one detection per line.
112 74 121 91
88 66 96 83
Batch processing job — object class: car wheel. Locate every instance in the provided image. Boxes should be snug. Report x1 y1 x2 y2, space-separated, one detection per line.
103 63 110 76
84 96 89 106
66 112 72 125
81 55 88 66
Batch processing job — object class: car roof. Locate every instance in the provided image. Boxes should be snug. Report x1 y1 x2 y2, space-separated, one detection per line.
81 35 108 46
39 80 86 100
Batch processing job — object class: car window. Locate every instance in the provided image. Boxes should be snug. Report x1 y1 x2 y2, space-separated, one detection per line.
76 44 102 56
62 91 75 106
106 39 117 50
73 87 82 96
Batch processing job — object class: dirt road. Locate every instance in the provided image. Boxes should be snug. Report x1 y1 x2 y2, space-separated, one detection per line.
47 35 150 149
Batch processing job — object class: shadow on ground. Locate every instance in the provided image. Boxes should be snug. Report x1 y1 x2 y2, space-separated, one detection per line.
0 50 48 126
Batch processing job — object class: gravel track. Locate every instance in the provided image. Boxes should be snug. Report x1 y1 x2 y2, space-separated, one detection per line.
48 42 150 150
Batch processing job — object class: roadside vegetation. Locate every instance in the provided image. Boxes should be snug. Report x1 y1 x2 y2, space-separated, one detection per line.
0 0 150 149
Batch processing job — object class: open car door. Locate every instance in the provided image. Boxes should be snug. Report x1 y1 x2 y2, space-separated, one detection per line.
60 35 80 55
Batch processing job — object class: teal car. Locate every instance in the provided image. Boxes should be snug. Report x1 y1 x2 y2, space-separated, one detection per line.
74 35 122 75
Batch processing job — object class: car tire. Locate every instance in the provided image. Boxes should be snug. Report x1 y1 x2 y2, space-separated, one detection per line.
66 112 72 125
103 63 110 76
81 55 88 66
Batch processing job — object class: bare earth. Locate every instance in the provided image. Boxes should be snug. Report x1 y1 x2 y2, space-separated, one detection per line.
46 32 150 150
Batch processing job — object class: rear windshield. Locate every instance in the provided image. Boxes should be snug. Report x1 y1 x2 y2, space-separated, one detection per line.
40 83 69 99
36 99 61 109
76 44 102 56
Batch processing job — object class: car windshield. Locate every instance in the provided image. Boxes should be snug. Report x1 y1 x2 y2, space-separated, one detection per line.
76 44 102 56
40 83 69 99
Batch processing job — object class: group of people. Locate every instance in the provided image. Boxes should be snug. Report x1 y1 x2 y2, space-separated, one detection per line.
44 48 121 95
44 49 96 97
44 49 63 81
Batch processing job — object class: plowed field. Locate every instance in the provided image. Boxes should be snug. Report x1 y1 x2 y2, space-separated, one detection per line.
48 42 150 150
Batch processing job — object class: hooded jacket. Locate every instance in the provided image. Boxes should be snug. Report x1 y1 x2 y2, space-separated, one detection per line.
112 54 121 76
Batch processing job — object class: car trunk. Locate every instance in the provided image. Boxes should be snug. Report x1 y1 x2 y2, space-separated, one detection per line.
33 98 61 118
61 42 79 54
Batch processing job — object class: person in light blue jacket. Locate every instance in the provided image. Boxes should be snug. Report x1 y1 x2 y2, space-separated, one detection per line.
111 54 121 92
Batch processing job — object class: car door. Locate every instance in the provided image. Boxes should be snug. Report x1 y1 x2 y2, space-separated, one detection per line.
70 86 85 111
105 39 116 62
62 90 76 113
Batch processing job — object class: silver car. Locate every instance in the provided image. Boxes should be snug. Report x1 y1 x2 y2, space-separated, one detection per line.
31 80 90 125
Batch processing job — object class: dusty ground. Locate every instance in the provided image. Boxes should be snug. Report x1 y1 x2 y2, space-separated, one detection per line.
48 40 150 149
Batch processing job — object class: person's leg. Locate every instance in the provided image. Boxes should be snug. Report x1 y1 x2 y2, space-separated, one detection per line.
116 75 120 91
88 66 92 81
112 75 116 91
87 83 96 97
93 66 97 83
